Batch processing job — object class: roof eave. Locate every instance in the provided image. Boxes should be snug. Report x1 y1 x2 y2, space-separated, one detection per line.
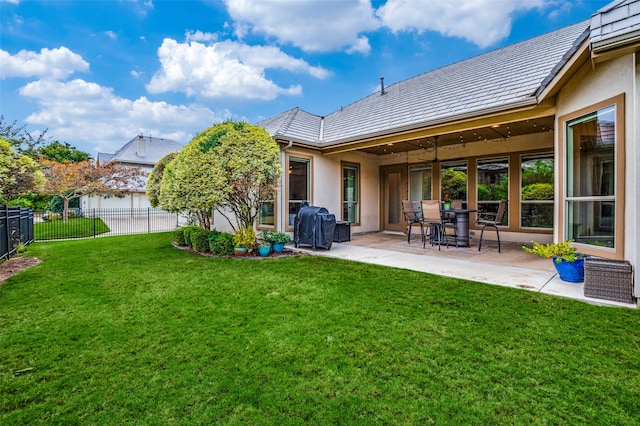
320 98 539 148
536 38 591 102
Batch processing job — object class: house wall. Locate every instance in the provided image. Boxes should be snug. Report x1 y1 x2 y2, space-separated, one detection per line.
83 192 152 210
556 53 638 293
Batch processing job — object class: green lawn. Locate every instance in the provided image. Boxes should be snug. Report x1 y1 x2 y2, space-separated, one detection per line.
2 233 639 424
34 217 110 240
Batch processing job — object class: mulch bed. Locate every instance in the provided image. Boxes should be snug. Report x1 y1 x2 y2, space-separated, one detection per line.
172 242 297 259
0 257 42 285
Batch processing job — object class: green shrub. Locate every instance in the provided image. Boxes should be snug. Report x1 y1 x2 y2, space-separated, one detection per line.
182 226 202 246
262 230 291 244
190 228 211 252
477 184 491 201
173 227 187 245
42 212 62 222
233 227 256 251
208 229 221 251
211 232 234 256
522 183 554 200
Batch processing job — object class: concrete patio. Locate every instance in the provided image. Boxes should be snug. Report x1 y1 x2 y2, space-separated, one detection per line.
291 231 636 309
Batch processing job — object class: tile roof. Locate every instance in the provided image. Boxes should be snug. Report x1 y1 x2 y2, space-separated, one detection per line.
590 0 640 51
259 20 590 146
99 135 182 166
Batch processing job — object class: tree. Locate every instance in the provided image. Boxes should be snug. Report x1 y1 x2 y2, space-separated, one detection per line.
37 141 91 163
39 159 145 220
0 137 45 202
157 121 281 231
0 115 49 157
146 152 178 208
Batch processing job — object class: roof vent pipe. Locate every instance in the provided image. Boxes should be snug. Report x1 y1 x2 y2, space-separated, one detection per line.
380 77 385 95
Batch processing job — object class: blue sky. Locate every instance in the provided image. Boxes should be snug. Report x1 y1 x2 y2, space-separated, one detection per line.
1 0 611 157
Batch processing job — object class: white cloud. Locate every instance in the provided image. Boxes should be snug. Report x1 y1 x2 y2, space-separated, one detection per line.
0 47 89 80
131 70 142 78
185 30 218 43
223 0 379 53
377 0 551 48
146 38 329 100
105 30 117 40
18 79 229 155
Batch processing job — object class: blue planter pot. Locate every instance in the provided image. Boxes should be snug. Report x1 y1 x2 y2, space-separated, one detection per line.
553 256 587 282
258 245 271 257
272 242 285 253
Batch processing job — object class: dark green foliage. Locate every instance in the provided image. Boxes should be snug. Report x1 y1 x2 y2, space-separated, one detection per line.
173 227 187 245
190 228 210 252
49 194 79 212
477 184 491 201
522 183 554 200
37 141 91 162
210 231 234 255
441 168 467 200
522 159 553 186
182 226 202 247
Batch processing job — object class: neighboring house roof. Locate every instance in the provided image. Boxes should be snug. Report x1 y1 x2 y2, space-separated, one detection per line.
98 135 182 167
590 0 640 52
259 20 590 147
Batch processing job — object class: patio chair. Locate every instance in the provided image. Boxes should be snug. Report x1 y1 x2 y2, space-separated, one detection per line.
421 200 456 250
476 199 507 252
401 200 424 244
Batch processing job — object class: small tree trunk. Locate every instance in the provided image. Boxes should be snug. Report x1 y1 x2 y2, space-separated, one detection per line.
62 197 70 221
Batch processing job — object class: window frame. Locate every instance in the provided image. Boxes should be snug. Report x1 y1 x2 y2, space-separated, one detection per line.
558 93 625 259
285 153 313 232
520 152 554 230
341 161 360 225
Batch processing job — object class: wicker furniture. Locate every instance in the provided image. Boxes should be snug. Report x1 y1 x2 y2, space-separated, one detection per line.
584 258 635 304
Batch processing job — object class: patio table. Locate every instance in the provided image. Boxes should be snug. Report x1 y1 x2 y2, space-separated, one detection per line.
441 209 477 247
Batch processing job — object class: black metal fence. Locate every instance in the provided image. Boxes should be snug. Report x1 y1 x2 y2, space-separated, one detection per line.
34 208 181 241
1 205 35 260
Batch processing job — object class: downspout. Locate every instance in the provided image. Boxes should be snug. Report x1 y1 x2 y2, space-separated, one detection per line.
633 52 640 300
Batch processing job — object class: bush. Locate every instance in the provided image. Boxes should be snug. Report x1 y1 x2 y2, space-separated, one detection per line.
173 225 201 246
173 227 187 245
190 228 211 252
233 227 256 250
42 212 62 222
522 183 554 201
182 226 202 246
210 232 234 256
262 230 291 244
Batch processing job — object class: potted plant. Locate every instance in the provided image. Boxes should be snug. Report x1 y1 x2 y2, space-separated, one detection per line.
443 194 451 210
522 240 589 282
262 231 291 253
258 242 271 257
233 226 256 256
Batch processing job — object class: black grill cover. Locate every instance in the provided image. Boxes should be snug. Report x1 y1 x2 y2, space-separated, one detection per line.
294 203 336 250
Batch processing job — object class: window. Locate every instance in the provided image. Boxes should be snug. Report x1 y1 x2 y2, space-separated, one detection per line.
342 163 359 224
287 156 311 227
440 161 467 202
521 153 553 228
258 199 275 228
566 105 616 248
409 164 432 201
477 157 508 226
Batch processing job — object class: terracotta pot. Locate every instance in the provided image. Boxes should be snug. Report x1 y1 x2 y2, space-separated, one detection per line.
233 247 248 256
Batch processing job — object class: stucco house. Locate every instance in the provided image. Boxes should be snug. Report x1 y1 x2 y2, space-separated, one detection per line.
82 135 183 209
237 0 639 294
